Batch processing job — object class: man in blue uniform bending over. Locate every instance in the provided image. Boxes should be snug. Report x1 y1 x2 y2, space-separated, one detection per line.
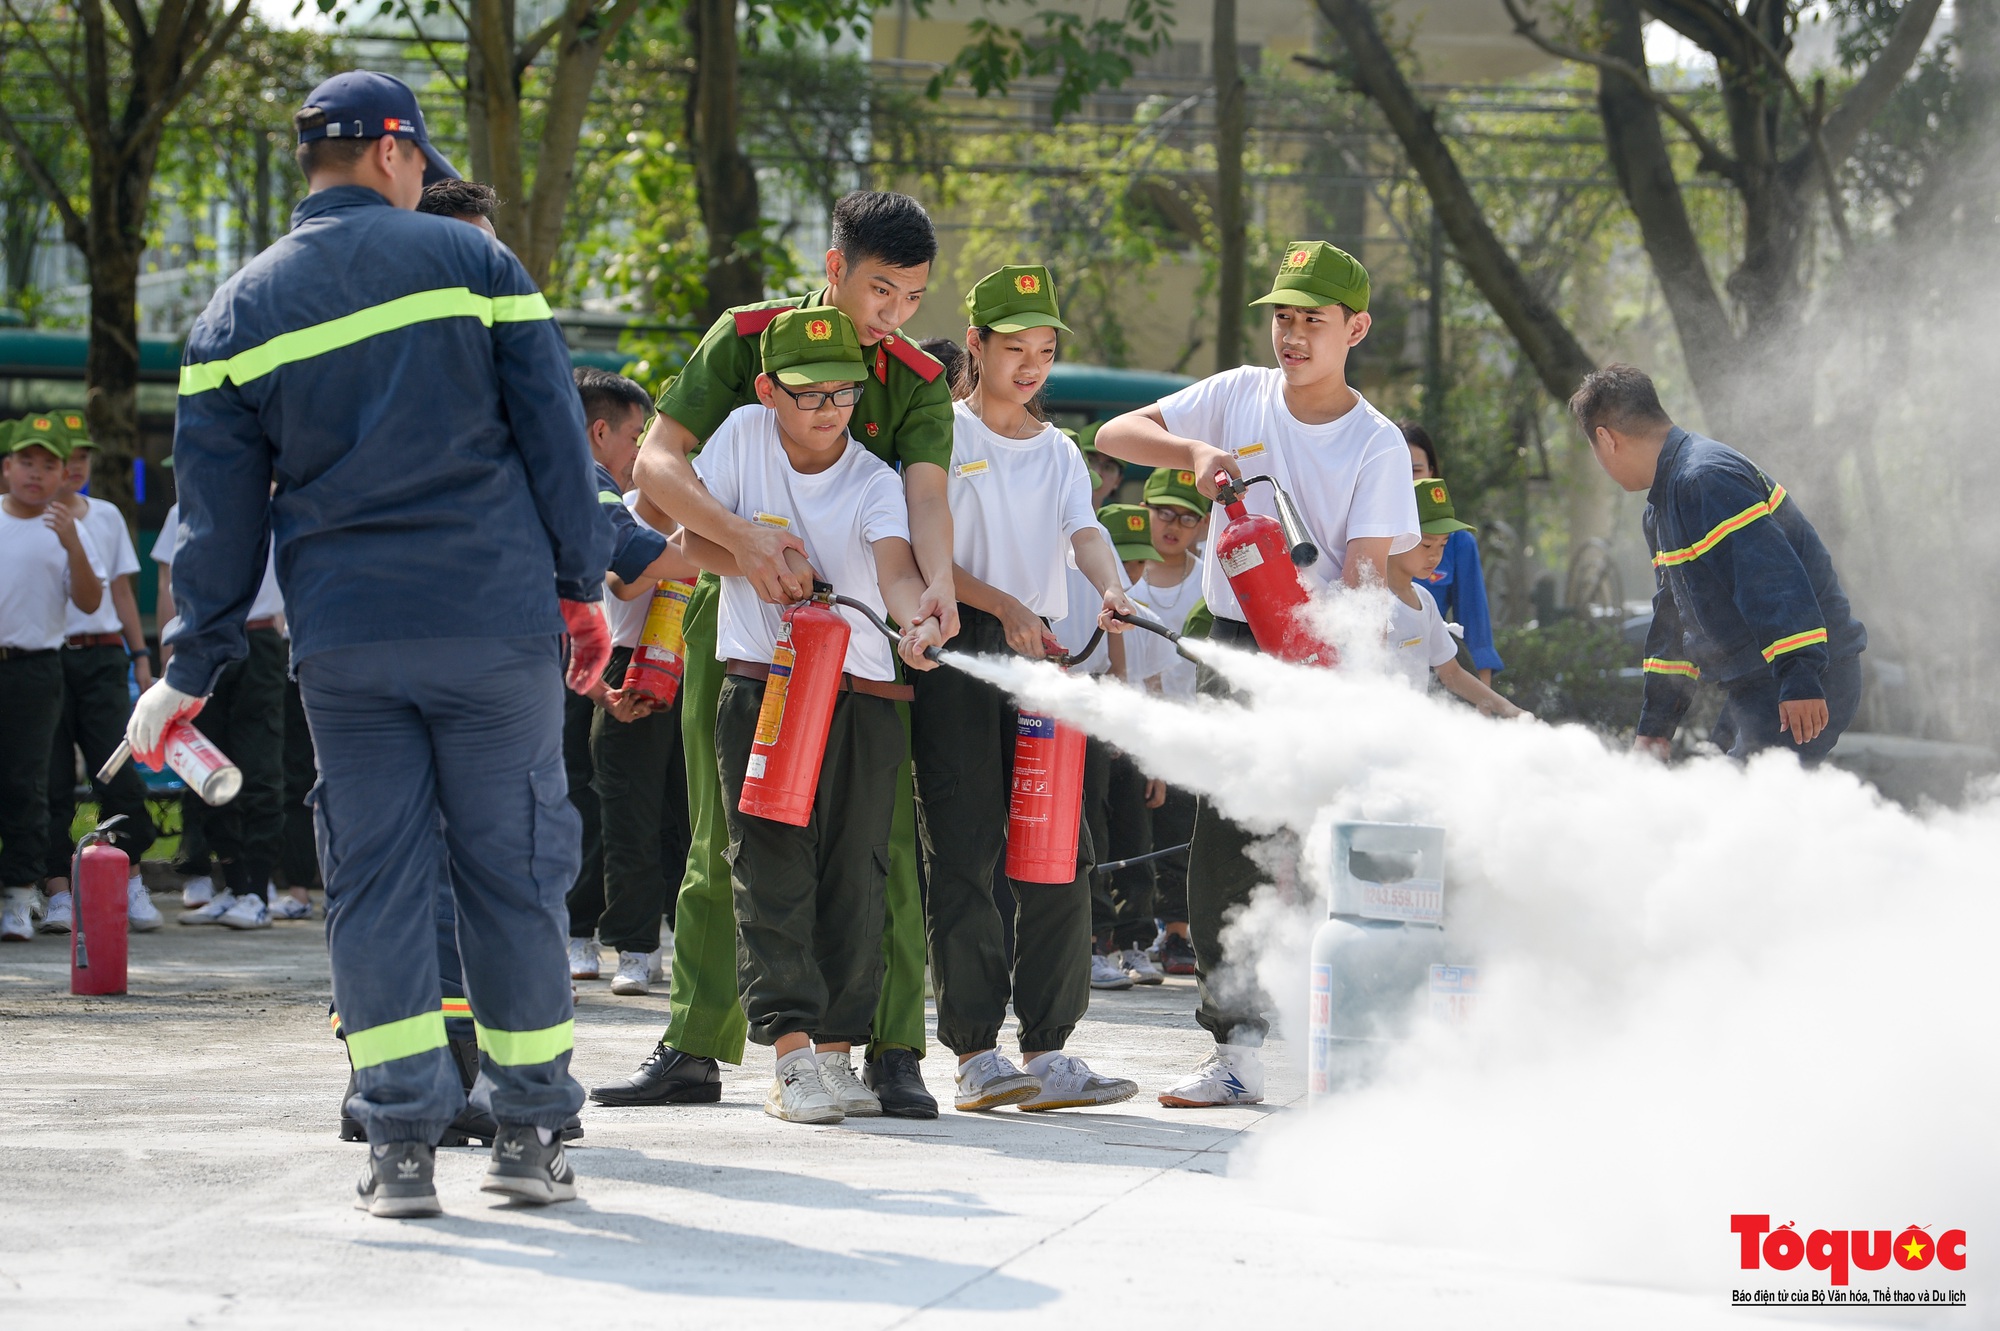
1571 364 1865 764
127 71 612 1218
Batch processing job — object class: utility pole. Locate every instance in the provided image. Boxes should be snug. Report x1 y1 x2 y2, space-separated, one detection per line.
1213 0 1246 372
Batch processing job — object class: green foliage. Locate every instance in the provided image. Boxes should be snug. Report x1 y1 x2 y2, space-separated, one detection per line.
1492 618 1642 731
925 0 1175 125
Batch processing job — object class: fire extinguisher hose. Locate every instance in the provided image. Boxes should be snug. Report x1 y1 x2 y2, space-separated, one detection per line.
1092 841 1191 875
822 590 1106 669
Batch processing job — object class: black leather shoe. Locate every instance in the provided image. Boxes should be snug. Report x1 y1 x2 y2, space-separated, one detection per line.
589 1043 723 1106
863 1047 939 1119
438 1036 584 1145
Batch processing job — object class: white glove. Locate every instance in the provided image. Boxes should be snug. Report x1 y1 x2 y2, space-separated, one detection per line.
128 679 205 769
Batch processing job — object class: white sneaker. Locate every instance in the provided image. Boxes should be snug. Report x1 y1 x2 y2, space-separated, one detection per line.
1121 947 1165 985
268 893 313 921
953 1050 1041 1112
568 937 600 980
127 878 163 932
219 894 271 930
647 944 666 982
27 887 46 921
1090 951 1133 990
609 951 651 995
1018 1052 1138 1111
1 890 34 941
180 875 215 909
765 1053 843 1124
815 1050 882 1117
179 891 237 925
39 891 74 934
1158 1043 1265 1108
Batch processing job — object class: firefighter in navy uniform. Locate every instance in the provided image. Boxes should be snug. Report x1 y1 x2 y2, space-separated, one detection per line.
127 71 612 1220
1570 364 1866 762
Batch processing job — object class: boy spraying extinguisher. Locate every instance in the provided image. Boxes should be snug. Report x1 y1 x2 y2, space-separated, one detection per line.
1094 242 1420 1108
678 307 941 1124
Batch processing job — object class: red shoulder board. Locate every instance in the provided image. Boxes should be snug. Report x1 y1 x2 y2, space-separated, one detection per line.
881 335 945 384
733 305 796 338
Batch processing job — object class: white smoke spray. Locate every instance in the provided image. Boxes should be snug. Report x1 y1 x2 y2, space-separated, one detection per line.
961 607 1999 1314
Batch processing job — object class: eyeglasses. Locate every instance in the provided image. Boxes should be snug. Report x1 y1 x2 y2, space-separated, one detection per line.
1147 505 1203 528
775 382 864 410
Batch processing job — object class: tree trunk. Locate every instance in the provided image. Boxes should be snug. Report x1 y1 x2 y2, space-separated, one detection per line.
1212 0 1246 371
80 106 164 509
469 0 528 259
1312 0 1598 400
687 0 764 319
517 0 643 287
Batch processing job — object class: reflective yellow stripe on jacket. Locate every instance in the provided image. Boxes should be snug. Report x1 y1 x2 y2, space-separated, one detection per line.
1642 658 1701 679
1653 485 1787 568
179 288 554 395
1761 628 1828 662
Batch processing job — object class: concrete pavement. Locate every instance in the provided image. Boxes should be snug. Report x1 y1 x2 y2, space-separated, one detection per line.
1 888 1851 1330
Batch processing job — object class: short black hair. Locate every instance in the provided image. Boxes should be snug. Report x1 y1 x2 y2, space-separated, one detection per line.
1568 364 1672 439
1399 421 1440 477
574 366 653 429
918 336 963 386
418 179 500 220
830 191 937 271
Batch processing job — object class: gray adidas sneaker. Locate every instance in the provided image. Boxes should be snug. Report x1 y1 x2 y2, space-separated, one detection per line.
355 1141 442 1218
481 1124 579 1205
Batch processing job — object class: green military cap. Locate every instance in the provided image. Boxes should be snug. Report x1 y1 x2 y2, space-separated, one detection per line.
966 265 1072 334
1099 502 1161 562
7 413 72 459
1075 420 1102 455
52 409 93 449
1142 465 1210 516
1416 477 1474 535
1250 240 1370 313
760 307 868 387
1182 597 1213 641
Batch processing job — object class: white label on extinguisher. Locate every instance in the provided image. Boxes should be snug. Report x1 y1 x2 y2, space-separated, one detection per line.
747 754 768 779
1220 543 1265 576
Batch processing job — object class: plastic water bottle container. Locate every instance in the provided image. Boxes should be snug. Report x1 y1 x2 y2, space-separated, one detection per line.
1308 822 1450 1102
159 719 242 806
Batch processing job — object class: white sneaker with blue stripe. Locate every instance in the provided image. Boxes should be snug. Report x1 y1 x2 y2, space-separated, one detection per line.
1158 1043 1264 1108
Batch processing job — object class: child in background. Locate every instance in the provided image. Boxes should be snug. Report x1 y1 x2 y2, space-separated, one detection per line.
1388 479 1524 717
686 307 942 1124
1080 423 1125 508
0 419 105 942
39 411 160 932
1403 423 1503 684
1124 467 1209 975
916 264 1140 1114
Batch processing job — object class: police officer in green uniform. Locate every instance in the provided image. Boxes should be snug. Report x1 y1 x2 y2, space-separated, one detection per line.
588 190 955 1118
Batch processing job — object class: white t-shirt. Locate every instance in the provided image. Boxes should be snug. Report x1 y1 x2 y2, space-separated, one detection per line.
693 404 911 682
1049 523 1121 676
606 492 665 650
1389 584 1457 689
947 401 1099 617
1157 366 1419 622
154 502 287 625
67 497 141 636
0 505 105 651
1128 562 1202 699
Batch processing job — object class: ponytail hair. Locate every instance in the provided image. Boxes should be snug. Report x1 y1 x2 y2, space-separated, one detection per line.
955 326 1051 422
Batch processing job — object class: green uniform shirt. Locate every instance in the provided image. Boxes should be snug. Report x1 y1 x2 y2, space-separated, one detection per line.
656 288 953 470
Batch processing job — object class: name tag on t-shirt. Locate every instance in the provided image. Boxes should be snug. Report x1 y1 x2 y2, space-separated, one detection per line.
1399 635 1424 649
752 511 791 530
953 459 990 479
1236 442 1267 459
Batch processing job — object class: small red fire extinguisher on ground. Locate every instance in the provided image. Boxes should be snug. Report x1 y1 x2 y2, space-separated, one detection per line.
738 585 851 827
1212 466 1339 667
71 819 130 996
623 578 696 706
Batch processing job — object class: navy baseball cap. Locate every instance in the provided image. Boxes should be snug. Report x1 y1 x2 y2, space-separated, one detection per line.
296 71 460 186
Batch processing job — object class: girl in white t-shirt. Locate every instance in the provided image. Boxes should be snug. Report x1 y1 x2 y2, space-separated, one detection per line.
1389 478 1524 717
913 264 1141 1115
1091 240 1421 1109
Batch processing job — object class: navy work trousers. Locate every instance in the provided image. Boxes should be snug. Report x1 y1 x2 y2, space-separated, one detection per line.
1722 653 1864 766
299 635 584 1144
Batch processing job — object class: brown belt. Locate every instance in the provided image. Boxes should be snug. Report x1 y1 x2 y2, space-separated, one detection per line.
64 632 128 649
725 658 914 703
245 617 280 632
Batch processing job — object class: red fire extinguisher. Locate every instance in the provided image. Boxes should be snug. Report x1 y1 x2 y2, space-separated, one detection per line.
1212 467 1339 667
1006 706 1089 885
71 822 130 996
738 586 851 827
622 578 696 706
